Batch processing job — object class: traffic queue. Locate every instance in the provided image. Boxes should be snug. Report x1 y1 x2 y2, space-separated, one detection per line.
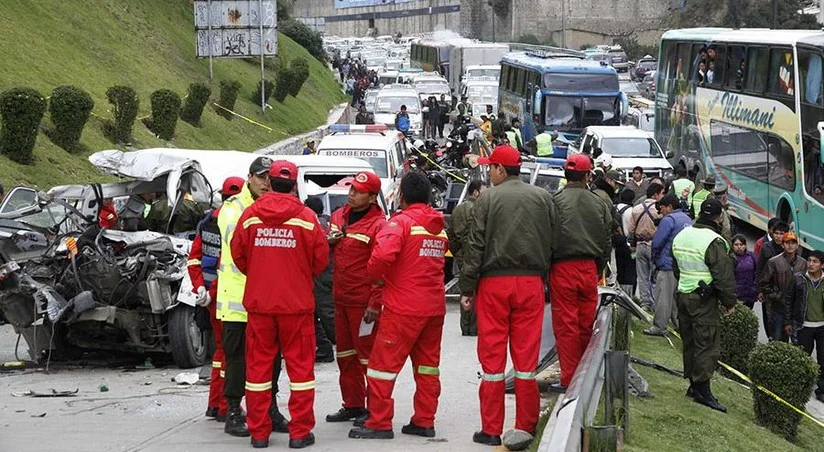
186 139 745 450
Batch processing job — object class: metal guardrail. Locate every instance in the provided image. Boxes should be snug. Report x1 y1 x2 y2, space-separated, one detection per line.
538 298 615 452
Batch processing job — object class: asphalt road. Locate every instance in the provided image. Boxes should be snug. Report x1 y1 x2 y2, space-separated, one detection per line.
0 304 535 452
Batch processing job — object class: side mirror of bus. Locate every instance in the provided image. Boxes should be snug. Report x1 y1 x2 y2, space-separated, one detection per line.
666 150 674 159
819 122 824 164
533 91 542 113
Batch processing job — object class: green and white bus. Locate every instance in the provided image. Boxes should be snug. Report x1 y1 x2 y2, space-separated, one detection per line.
656 28 824 249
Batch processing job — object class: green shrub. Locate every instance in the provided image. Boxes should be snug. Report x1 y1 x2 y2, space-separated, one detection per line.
104 86 139 144
719 302 759 377
48 85 93 153
0 87 47 164
274 68 296 103
748 341 818 441
252 79 275 105
180 83 211 126
290 58 310 96
279 19 326 62
217 79 241 120
146 89 181 140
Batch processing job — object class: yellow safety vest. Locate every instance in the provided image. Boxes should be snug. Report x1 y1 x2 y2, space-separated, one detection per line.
671 226 729 293
216 184 254 322
505 131 518 147
672 178 695 207
691 188 710 216
535 133 553 157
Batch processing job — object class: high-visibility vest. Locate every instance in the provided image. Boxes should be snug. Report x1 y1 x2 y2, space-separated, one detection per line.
535 133 553 157
505 131 518 147
671 226 729 293
691 188 711 216
672 178 695 207
216 184 254 322
513 128 523 149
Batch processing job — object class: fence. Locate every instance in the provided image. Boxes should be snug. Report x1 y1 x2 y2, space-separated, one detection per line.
539 287 636 452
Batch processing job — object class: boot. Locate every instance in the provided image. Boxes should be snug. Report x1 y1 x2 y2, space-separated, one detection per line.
205 407 219 418
270 399 290 434
251 438 269 449
353 411 369 427
289 432 316 449
401 423 435 438
224 399 250 437
348 426 394 439
326 406 367 423
692 381 726 413
686 379 697 399
472 430 502 446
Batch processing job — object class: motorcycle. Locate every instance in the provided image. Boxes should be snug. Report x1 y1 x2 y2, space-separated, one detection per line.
0 188 208 367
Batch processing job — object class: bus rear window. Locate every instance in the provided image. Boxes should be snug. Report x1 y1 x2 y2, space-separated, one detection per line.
543 73 619 92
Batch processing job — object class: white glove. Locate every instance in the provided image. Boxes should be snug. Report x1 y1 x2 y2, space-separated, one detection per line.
195 286 212 307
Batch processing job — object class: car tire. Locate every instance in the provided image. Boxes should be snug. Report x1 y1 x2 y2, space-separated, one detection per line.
168 305 208 369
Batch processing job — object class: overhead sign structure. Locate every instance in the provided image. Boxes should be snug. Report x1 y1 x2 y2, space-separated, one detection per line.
334 0 417 9
194 1 277 58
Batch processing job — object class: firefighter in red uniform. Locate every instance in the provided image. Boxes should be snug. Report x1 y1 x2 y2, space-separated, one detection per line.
325 171 386 426
460 145 554 450
187 176 244 421
231 160 329 449
98 198 117 229
349 171 448 440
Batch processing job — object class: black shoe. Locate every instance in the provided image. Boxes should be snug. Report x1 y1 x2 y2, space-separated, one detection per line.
468 332 478 337
205 407 219 418
473 430 502 446
315 353 335 363
353 412 369 427
225 406 250 437
686 384 697 399
326 407 367 423
251 438 269 449
693 392 727 413
289 432 315 449
348 426 394 439
270 404 290 434
215 412 227 423
402 423 435 438
548 383 567 394
461 332 469 336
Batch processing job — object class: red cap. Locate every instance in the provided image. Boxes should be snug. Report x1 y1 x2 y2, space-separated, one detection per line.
347 171 382 194
269 160 298 181
477 145 522 167
220 176 245 196
564 154 593 172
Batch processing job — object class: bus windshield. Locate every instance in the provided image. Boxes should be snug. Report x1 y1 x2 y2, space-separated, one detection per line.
467 68 500 79
544 96 620 130
544 73 619 92
466 85 498 98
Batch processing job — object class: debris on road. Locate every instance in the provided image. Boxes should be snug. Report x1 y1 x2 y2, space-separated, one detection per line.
172 372 199 385
99 384 109 392
30 413 47 418
11 389 78 398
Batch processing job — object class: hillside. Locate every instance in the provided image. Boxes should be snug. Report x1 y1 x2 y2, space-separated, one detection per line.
0 0 345 189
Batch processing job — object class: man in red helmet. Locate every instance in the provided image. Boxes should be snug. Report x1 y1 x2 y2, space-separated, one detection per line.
550 154 612 393
325 171 386 427
188 176 244 422
231 160 330 449
460 145 555 450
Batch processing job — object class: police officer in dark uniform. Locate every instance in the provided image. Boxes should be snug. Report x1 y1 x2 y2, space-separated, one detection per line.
671 198 736 413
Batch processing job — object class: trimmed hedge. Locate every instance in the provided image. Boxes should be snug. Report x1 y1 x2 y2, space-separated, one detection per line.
48 85 93 153
180 83 211 126
147 89 181 140
252 79 275 105
274 68 296 103
0 87 47 164
104 86 139 144
279 19 326 63
217 79 241 120
748 341 818 441
290 58 310 96
719 302 759 377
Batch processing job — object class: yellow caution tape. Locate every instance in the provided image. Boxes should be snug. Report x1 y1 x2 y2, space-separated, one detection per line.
663 325 824 428
417 150 467 183
212 102 286 136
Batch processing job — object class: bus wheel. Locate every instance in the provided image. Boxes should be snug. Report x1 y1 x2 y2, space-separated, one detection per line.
693 166 703 184
779 202 796 233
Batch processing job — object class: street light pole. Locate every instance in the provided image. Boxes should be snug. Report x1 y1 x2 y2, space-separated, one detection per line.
561 0 567 48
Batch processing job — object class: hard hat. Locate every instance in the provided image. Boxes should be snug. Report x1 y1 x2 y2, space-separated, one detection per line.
595 152 613 168
413 139 425 148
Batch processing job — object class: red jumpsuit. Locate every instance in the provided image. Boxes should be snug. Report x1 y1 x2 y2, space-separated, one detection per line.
550 260 598 387
329 204 386 410
365 203 448 431
98 204 117 229
187 208 226 417
231 192 329 442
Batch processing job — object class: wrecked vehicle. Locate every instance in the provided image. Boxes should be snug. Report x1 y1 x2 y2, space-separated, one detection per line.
0 151 214 368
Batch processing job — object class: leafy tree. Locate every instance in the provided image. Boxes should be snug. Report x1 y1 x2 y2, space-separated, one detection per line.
279 19 325 63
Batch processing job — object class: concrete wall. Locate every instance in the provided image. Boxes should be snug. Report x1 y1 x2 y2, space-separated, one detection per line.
292 0 461 37
463 0 669 49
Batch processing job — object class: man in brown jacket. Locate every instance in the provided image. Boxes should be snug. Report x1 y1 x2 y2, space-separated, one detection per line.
760 232 806 342
628 183 664 311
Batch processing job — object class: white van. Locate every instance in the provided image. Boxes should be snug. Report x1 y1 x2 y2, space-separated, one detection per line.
568 126 673 180
372 84 423 136
411 72 451 105
316 124 411 211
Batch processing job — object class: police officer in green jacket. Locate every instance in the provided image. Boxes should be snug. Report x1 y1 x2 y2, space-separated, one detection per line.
690 174 715 218
671 198 737 413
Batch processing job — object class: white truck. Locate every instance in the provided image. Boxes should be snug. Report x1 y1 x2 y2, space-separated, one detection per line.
447 42 509 95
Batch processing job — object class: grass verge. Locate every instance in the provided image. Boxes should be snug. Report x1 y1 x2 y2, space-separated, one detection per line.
626 319 823 451
0 0 346 189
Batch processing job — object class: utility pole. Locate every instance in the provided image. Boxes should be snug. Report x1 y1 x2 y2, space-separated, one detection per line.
772 0 778 29
561 0 567 48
